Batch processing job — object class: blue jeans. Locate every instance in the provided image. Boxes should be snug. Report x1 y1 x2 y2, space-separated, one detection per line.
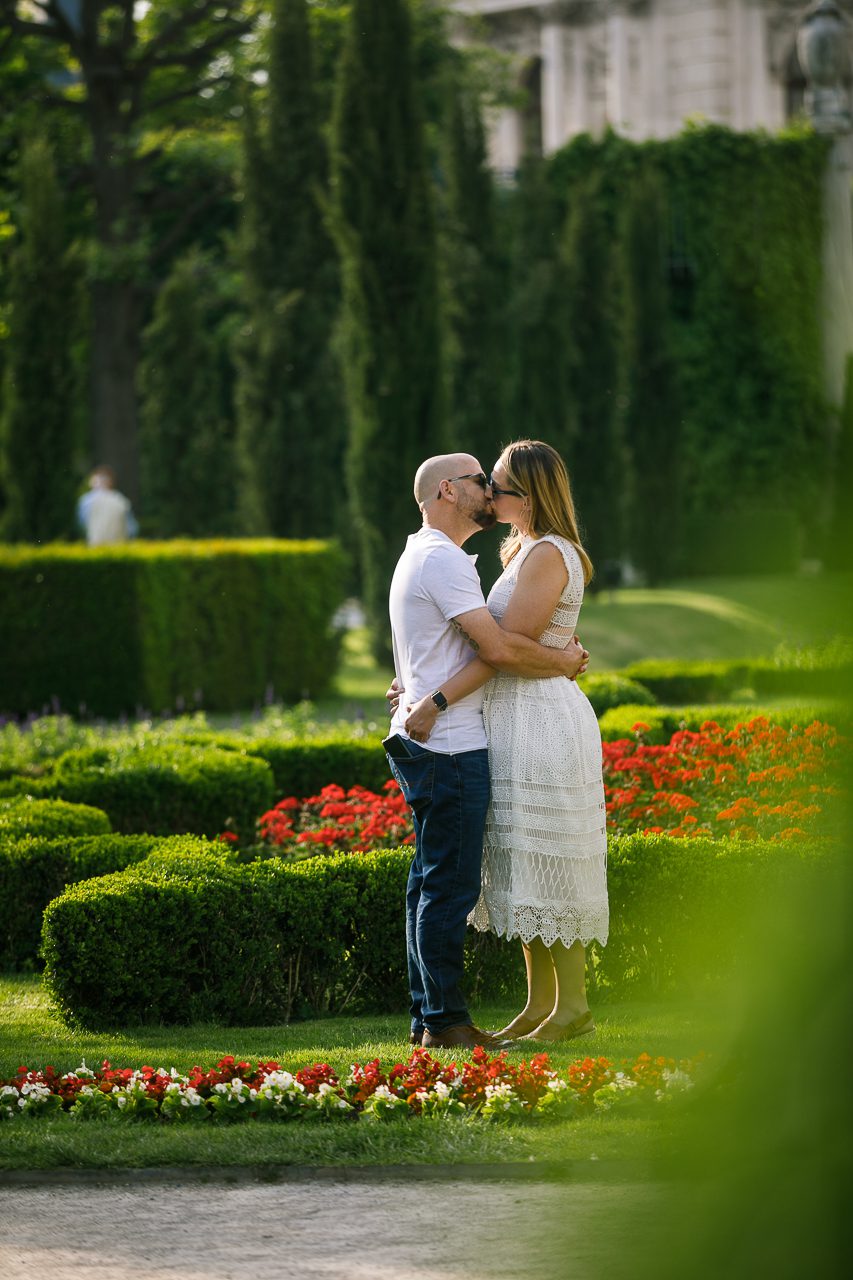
387 740 490 1035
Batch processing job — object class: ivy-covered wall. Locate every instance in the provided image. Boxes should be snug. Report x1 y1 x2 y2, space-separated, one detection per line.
540 124 828 577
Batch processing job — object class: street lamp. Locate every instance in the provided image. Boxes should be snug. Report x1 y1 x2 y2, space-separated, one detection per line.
797 0 852 133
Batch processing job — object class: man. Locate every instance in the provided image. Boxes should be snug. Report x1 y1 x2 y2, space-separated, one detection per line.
386 453 588 1050
77 466 139 547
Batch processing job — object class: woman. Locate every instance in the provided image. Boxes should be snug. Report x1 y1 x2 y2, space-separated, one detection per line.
402 440 608 1043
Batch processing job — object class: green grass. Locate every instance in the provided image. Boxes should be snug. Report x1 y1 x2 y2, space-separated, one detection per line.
0 975 715 1171
316 574 853 718
578 572 852 669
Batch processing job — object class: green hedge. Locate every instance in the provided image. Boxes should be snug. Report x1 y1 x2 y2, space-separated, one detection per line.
0 797 110 840
621 656 853 704
0 539 345 717
576 672 656 714
39 743 275 836
0 832 162 969
177 732 390 797
41 834 823 1028
599 701 845 744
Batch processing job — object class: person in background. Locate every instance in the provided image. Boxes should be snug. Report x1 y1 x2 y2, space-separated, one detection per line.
77 466 139 547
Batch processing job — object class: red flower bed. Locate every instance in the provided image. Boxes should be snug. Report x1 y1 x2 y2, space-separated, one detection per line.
220 781 415 858
603 717 844 841
219 719 844 852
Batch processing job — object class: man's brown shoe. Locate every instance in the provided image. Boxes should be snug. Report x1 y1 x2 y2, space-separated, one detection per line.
409 1028 423 1046
421 1023 511 1051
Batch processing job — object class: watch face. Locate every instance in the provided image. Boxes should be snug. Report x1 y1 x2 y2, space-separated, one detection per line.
432 692 448 711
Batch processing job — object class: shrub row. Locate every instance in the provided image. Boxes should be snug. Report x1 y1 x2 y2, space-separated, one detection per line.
598 701 846 744
41 834 825 1028
0 797 110 840
0 744 275 837
0 539 345 717
575 672 656 714
0 833 164 969
621 655 853 704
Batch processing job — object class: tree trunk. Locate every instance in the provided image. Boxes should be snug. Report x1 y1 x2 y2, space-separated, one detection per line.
90 278 140 502
87 80 142 501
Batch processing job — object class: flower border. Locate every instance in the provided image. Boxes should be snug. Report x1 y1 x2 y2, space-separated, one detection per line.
1 1048 699 1123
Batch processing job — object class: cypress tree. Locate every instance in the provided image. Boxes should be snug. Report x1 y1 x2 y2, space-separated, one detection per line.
139 250 236 537
0 137 78 542
507 158 573 452
330 0 447 654
442 75 506 464
561 172 622 567
617 167 681 584
234 0 342 539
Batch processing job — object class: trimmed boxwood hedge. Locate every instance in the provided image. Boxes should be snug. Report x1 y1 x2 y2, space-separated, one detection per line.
0 797 110 840
0 539 345 717
575 672 656 714
0 833 163 969
41 834 825 1029
177 732 391 797
598 700 845 744
621 656 853 704
40 743 275 836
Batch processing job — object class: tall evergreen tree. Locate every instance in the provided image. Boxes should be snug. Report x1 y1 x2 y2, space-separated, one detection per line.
234 0 342 539
507 158 573 452
441 74 506 464
0 136 78 542
330 0 447 653
561 172 621 567
617 167 681 584
139 250 235 537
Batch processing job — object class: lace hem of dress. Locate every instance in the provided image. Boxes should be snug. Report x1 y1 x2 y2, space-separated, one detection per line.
468 895 609 950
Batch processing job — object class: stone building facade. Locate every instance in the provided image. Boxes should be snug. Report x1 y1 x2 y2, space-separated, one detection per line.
452 1 853 171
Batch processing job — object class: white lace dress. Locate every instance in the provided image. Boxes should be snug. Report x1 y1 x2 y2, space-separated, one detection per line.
469 534 609 949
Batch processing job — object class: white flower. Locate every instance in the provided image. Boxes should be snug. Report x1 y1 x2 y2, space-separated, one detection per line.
546 1078 569 1094
661 1068 694 1094
371 1085 398 1103
432 1081 450 1100
484 1082 518 1111
116 1096 127 1108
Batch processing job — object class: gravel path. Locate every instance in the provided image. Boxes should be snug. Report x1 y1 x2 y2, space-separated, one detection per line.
0 1176 664 1280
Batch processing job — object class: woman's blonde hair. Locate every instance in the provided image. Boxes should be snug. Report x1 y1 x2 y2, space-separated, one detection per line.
497 439 594 584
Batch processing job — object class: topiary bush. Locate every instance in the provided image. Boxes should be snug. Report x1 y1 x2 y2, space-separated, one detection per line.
46 743 275 836
576 672 656 715
0 797 110 840
41 833 827 1028
0 539 345 717
0 832 161 969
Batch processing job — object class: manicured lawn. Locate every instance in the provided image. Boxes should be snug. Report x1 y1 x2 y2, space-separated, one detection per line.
0 975 714 1171
313 574 853 719
577 572 851 669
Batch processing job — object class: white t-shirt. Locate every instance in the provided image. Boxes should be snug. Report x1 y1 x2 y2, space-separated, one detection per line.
389 527 488 754
80 490 132 546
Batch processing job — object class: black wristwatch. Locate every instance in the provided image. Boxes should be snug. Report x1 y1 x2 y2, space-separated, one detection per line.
431 691 448 712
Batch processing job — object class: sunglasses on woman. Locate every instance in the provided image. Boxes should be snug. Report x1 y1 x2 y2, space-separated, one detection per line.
488 475 525 498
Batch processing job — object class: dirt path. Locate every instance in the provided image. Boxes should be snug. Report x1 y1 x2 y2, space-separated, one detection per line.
0 1176 665 1279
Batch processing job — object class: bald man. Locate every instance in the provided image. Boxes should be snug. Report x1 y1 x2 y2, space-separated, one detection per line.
385 453 588 1050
